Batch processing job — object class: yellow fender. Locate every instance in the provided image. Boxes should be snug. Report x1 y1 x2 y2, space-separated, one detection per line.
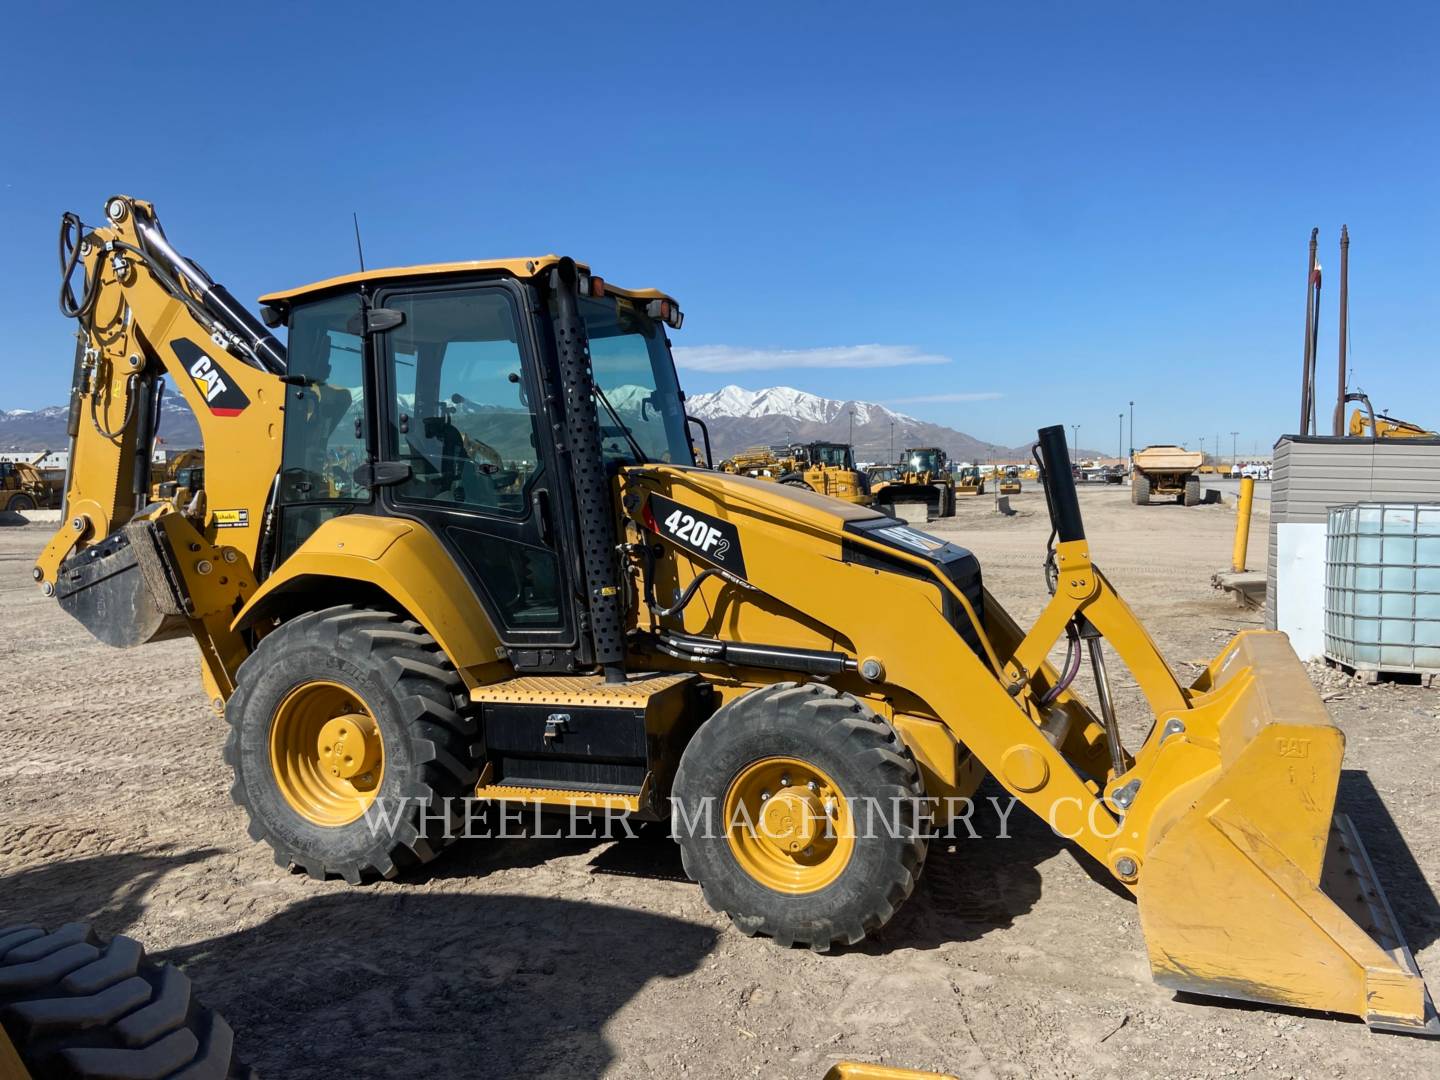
233 516 507 687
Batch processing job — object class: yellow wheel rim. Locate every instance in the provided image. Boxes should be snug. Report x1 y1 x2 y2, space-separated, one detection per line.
724 756 854 895
269 680 384 827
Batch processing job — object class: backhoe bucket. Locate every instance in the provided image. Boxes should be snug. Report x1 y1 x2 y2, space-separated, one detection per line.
1136 632 1437 1034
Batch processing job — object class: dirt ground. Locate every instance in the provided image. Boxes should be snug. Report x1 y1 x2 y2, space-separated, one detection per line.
2 486 1437 1079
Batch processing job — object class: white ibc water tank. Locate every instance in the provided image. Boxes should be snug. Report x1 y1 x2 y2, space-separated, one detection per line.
1324 503 1440 676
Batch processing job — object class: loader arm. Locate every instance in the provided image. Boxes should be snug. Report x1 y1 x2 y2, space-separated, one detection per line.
34 196 287 703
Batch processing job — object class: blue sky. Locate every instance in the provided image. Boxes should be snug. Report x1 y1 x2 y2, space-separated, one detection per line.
2 2 1435 454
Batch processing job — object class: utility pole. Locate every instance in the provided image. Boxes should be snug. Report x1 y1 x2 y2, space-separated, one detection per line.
1230 431 1239 469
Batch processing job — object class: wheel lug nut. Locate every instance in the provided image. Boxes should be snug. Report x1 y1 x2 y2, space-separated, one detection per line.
808 781 818 792
780 775 790 787
760 790 770 801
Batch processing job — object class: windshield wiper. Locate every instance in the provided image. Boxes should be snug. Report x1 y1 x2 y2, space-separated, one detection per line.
592 382 649 464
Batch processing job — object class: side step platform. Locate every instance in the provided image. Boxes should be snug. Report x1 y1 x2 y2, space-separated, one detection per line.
470 672 712 818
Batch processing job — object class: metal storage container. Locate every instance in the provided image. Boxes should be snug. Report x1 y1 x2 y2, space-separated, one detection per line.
1324 502 1440 676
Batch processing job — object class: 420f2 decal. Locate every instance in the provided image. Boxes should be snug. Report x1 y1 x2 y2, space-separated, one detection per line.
648 493 747 578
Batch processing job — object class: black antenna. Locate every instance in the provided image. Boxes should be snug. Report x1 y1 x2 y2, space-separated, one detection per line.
352 211 366 272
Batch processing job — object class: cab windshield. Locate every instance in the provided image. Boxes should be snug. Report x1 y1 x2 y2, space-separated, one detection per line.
907 449 943 472
582 296 693 466
812 444 853 468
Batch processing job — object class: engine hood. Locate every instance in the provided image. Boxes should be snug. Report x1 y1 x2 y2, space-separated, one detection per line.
625 464 886 535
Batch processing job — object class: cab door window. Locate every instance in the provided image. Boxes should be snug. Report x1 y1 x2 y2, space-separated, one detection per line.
385 288 538 513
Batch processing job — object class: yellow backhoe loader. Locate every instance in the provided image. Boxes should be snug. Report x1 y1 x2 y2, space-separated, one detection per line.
33 196 1438 1037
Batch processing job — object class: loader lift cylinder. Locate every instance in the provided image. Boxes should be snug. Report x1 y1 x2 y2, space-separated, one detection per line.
1036 424 1084 542
549 257 627 682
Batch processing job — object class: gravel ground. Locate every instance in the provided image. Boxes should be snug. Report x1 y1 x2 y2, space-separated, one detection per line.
2 485 1436 1079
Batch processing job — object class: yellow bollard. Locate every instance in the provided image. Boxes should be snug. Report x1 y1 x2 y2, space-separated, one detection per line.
1231 476 1255 572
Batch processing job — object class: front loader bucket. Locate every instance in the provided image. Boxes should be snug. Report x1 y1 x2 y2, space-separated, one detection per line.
1136 632 1438 1034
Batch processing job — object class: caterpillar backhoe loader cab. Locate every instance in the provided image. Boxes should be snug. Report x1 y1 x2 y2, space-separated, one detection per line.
36 196 1436 1036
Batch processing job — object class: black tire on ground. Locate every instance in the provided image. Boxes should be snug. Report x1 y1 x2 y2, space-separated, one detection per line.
935 484 955 517
5 494 36 513
1131 473 1150 505
1183 477 1201 506
673 682 927 951
224 605 478 884
778 473 812 490
0 922 254 1079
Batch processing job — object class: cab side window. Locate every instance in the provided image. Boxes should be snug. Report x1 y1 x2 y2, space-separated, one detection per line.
386 288 538 515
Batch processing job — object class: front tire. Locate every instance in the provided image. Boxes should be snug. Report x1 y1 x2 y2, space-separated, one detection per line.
674 683 927 951
0 923 252 1079
5 493 36 513
224 605 478 884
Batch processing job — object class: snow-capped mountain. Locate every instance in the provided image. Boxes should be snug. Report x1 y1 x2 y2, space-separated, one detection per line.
688 385 917 427
687 385 1025 463
1 397 202 451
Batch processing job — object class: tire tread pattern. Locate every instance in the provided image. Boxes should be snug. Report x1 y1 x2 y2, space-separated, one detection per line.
223 605 476 884
674 683 926 952
0 923 252 1079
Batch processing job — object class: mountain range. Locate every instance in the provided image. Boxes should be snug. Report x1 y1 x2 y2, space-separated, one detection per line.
687 386 1045 463
4 385 1078 464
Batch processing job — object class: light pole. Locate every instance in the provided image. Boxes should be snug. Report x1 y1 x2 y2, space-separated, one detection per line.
1128 400 1134 458
1200 435 1205 464
1117 413 1123 463
889 420 894 461
848 408 855 449
1071 424 1080 459
1230 431 1239 470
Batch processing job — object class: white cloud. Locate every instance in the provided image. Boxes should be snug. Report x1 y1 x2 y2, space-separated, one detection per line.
672 343 952 372
886 391 1004 404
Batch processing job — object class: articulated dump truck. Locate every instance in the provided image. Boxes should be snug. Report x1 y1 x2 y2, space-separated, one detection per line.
32 196 1437 1037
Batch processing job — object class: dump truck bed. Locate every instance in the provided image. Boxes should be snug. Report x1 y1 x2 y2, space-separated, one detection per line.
1133 445 1203 471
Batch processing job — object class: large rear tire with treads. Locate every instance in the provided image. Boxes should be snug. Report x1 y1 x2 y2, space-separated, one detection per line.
0 922 254 1079
224 605 478 884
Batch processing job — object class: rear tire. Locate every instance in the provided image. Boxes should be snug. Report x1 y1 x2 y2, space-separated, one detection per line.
673 683 927 951
5 493 36 513
778 473 812 491
224 605 478 884
1183 477 1201 506
0 923 253 1079
1131 474 1151 505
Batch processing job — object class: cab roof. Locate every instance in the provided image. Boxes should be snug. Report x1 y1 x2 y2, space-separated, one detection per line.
258 255 675 307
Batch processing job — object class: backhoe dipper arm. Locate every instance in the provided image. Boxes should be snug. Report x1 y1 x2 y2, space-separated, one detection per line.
34 195 287 703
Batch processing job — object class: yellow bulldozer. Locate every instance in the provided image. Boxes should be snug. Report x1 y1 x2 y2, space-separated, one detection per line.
954 465 985 497
31 195 1439 1040
721 441 871 505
